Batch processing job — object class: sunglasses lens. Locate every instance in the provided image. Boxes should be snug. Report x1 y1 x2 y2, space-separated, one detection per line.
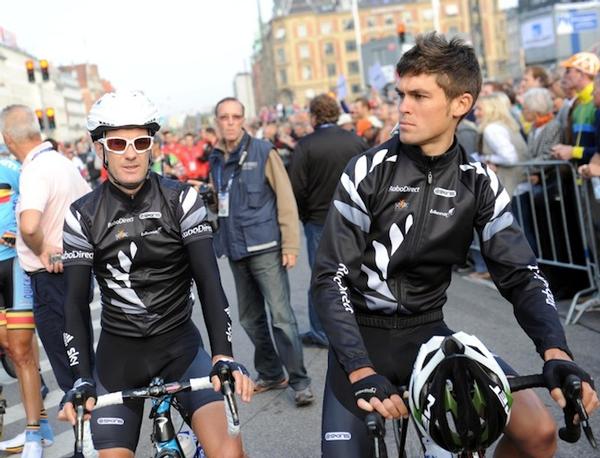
134 137 152 151
106 138 127 152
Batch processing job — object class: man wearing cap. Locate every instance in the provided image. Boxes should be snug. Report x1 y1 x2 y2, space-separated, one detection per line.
551 52 600 163
290 94 367 348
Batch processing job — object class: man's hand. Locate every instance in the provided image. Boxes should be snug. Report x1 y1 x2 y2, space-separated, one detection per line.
543 348 599 416
40 245 63 273
58 378 97 425
579 162 600 179
282 253 297 269
210 356 254 403
551 144 574 161
349 367 408 419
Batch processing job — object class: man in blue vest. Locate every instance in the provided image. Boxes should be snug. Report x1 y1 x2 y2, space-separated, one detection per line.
209 97 313 406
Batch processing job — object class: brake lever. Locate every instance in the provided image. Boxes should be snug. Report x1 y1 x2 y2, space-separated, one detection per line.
365 412 388 458
74 391 84 453
558 374 597 449
219 365 239 426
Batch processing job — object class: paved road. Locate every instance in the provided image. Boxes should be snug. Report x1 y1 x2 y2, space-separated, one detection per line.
0 241 598 457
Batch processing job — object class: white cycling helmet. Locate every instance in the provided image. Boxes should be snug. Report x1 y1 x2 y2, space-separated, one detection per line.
409 332 512 453
87 90 161 141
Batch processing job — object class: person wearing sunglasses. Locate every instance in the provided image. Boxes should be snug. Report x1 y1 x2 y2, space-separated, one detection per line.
58 90 254 457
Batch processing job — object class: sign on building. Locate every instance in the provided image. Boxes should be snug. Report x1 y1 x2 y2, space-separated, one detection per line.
556 11 598 35
521 16 555 49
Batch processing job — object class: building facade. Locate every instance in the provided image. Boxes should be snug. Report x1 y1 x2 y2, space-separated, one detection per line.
253 0 514 107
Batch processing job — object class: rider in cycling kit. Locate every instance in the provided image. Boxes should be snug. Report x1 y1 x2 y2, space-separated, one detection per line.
59 90 253 457
312 34 599 457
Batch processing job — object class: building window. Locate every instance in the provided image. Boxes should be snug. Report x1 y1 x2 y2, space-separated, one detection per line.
275 28 286 40
346 40 357 52
302 65 313 80
276 48 286 64
348 61 360 75
445 4 459 16
385 15 395 26
320 21 332 35
422 9 434 21
324 42 335 56
343 18 354 30
299 44 310 59
298 24 307 37
327 63 337 77
367 16 376 28
351 84 361 94
279 69 288 85
402 12 413 23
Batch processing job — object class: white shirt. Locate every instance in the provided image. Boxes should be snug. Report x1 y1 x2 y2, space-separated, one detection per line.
16 142 91 272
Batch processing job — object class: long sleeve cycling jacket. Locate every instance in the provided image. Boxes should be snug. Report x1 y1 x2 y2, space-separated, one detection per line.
311 135 570 375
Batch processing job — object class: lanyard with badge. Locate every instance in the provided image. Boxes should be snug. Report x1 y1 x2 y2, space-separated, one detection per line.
216 137 251 217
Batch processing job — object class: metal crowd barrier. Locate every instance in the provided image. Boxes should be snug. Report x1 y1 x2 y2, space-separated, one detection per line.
509 160 600 325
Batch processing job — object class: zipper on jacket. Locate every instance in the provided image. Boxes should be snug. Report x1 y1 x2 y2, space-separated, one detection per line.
406 166 433 265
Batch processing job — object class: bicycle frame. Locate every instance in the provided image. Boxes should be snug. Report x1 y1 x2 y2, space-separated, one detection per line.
149 380 187 457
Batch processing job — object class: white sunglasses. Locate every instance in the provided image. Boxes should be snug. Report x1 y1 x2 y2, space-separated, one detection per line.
98 136 154 154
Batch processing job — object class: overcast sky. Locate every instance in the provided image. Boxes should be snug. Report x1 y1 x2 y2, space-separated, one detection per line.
4 0 274 115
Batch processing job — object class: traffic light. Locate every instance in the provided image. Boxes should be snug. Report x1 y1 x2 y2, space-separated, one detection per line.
45 108 56 129
397 23 406 44
40 59 49 81
35 109 44 129
26 60 35 83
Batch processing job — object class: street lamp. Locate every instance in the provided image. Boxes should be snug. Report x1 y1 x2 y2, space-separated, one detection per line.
351 0 366 91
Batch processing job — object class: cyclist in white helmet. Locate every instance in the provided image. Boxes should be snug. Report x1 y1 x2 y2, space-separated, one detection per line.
59 90 254 457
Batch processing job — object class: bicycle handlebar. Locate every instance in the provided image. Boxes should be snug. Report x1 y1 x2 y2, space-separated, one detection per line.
366 373 597 457
74 374 240 451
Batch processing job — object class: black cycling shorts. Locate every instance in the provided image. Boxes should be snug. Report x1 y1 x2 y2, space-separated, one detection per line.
321 320 517 457
91 319 222 451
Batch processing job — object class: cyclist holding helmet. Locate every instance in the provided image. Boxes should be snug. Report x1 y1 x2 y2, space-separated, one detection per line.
59 91 253 457
312 33 599 457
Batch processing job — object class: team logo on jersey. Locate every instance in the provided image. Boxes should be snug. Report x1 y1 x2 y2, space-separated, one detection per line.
139 212 161 220
107 216 134 229
433 187 457 198
115 228 128 240
394 199 409 210
429 207 455 218
141 227 162 237
389 185 420 193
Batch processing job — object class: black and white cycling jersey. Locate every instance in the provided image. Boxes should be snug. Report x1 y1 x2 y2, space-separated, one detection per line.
312 135 570 375
62 173 232 378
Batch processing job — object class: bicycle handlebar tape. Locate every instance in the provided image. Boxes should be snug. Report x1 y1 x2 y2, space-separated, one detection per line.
190 377 212 392
95 391 124 410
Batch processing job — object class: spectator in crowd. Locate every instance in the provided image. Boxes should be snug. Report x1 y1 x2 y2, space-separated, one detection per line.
61 141 89 182
522 88 561 161
556 69 578 136
480 80 503 96
289 94 367 348
351 97 371 129
549 75 567 114
337 113 354 132
551 52 600 164
150 134 184 179
0 105 92 457
456 118 479 156
520 66 550 92
475 92 528 196
209 97 314 406
289 112 313 140
375 100 399 144
0 156 53 456
579 71 600 178
76 138 101 187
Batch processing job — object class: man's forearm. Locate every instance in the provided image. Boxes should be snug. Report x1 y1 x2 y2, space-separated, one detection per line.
21 229 44 256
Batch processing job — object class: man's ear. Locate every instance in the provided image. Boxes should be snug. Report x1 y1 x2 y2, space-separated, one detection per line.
451 93 474 119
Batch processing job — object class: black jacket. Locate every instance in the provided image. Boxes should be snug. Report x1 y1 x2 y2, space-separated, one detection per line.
290 124 367 225
312 134 570 374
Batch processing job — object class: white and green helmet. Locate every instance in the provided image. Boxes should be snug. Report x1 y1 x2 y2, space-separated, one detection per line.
408 332 512 453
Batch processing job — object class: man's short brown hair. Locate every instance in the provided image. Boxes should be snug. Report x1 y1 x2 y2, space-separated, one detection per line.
396 33 482 106
527 66 550 88
310 94 340 126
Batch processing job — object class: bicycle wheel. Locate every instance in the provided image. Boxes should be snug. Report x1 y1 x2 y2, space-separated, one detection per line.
0 353 16 379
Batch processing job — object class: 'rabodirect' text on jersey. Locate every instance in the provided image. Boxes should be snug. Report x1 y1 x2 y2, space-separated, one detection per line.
63 173 213 337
